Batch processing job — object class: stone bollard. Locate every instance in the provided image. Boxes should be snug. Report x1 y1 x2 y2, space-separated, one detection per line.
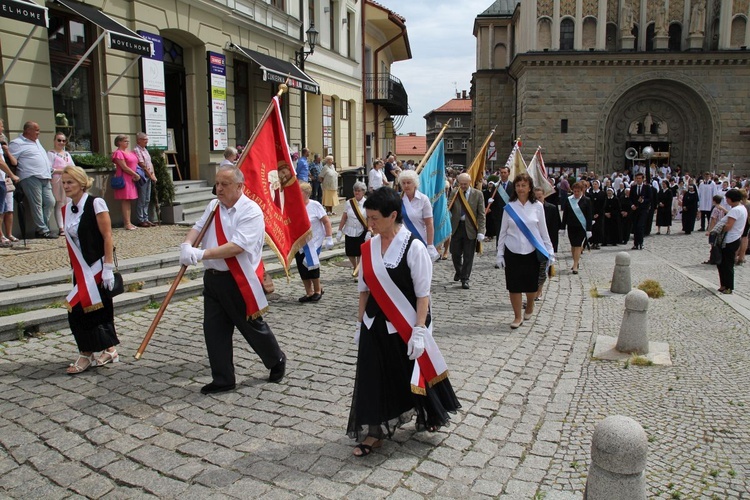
616 289 649 354
584 415 648 500
610 252 632 294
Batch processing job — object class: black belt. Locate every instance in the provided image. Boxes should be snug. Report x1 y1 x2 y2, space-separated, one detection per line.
205 269 230 275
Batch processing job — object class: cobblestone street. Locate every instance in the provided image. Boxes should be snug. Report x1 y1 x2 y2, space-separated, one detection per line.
0 226 748 498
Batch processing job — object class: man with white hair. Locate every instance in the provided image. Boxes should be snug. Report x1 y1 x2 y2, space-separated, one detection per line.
449 172 486 289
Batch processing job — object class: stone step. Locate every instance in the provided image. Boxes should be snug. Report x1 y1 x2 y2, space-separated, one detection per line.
173 180 209 193
0 246 348 342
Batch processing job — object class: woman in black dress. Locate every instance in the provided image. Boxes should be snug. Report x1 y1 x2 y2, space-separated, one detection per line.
681 183 699 234
61 166 119 373
656 180 674 234
348 187 460 457
602 188 622 246
484 181 502 242
587 180 606 249
618 186 632 244
561 182 593 274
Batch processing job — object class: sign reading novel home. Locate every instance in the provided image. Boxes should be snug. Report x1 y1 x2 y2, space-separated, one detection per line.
139 31 167 149
0 0 48 27
208 51 228 151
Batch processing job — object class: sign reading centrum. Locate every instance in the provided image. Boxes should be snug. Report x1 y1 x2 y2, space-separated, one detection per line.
0 0 48 27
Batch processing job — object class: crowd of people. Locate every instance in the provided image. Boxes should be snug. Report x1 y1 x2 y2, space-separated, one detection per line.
5 121 747 460
0 122 160 244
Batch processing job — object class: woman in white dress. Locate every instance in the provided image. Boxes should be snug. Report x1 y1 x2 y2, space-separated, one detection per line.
337 181 368 274
398 169 439 261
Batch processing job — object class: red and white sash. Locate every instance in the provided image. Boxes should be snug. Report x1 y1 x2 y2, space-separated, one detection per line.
63 205 104 313
211 204 269 319
361 235 449 395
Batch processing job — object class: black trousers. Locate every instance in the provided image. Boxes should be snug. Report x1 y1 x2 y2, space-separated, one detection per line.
718 239 741 291
700 210 712 230
450 221 476 282
203 270 284 387
632 210 649 246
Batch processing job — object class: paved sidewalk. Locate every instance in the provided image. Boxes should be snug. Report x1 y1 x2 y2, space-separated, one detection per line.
0 227 748 498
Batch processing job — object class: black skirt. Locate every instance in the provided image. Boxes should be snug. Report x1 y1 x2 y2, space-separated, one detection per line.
504 248 540 293
295 251 320 280
67 286 119 352
568 227 586 247
347 316 460 440
344 233 366 257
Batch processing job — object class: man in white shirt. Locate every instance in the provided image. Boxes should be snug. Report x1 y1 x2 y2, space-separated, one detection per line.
134 132 158 227
697 172 715 230
9 121 56 238
179 166 286 394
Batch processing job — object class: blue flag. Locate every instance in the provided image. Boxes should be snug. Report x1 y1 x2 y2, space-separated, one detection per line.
418 139 451 247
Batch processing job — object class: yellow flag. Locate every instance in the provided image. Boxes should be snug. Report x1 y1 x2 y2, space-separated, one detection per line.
467 130 494 188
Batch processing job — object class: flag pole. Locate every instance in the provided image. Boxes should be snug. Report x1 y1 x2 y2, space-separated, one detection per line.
448 127 498 210
135 84 289 360
415 119 451 175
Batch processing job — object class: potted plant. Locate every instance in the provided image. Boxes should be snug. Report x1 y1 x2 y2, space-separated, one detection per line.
149 148 181 224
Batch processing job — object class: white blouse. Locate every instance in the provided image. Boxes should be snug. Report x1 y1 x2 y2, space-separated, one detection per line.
342 197 367 237
496 199 554 257
64 193 109 248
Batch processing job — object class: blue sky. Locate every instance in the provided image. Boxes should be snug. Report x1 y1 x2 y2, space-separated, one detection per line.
388 0 492 136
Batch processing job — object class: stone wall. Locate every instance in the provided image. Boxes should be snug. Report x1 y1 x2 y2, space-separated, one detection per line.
473 53 750 175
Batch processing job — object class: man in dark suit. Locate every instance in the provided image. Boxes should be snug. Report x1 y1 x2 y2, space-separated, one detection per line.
492 166 515 220
629 172 651 250
450 173 486 289
535 187 561 252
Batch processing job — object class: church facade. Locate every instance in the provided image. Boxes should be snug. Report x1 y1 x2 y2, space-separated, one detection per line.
471 0 750 175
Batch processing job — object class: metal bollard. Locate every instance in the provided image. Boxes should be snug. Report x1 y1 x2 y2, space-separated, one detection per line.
615 289 649 354
584 415 648 500
610 252 632 294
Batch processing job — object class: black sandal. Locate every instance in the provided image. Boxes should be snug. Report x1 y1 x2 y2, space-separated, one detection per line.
353 438 382 457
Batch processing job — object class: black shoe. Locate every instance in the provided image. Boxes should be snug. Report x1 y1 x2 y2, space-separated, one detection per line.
461 281 470 289
631 245 639 250
298 295 314 303
453 272 460 282
269 354 286 383
200 382 236 395
310 292 322 302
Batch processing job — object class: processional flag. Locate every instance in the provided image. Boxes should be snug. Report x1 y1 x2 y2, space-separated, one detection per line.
506 139 528 181
527 147 556 198
466 128 495 188
418 139 451 247
237 93 311 275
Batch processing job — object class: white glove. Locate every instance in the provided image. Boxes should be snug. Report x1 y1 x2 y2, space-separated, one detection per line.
407 326 426 360
586 231 592 239
102 263 115 291
487 198 494 204
179 243 204 266
336 230 343 241
354 322 361 345
477 233 485 242
549 254 556 263
496 253 505 269
427 245 440 261
364 232 372 241
324 236 334 250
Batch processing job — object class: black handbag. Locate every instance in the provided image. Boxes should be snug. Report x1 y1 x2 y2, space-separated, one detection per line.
709 244 722 265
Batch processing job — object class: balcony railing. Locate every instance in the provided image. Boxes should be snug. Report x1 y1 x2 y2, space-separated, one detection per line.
365 73 408 116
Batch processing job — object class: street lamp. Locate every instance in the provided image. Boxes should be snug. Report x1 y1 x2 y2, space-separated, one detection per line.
295 23 319 69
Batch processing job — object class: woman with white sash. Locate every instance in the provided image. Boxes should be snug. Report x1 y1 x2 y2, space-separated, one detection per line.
496 173 555 329
347 187 460 457
296 182 334 302
398 169 439 261
336 180 368 274
61 166 119 373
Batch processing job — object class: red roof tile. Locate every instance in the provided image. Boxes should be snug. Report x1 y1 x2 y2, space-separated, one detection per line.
434 98 472 113
396 134 427 156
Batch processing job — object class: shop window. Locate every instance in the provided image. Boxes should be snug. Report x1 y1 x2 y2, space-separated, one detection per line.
48 11 98 152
